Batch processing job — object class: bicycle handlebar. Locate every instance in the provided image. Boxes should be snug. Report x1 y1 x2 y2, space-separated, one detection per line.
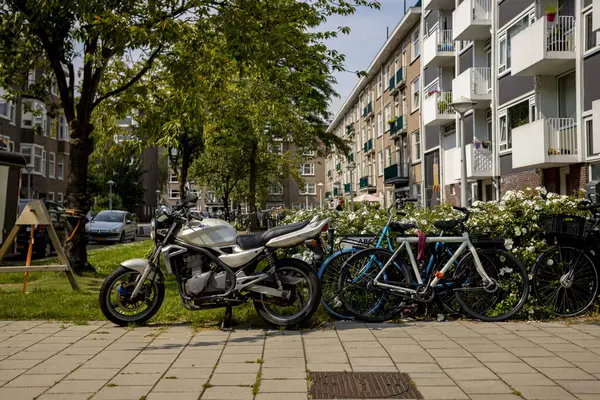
453 206 471 224
577 200 600 212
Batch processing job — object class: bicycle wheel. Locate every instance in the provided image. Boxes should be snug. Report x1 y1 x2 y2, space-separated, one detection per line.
338 248 412 323
532 246 599 317
318 248 360 320
453 248 529 322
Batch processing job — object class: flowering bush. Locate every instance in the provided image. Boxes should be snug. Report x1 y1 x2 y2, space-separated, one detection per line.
283 187 587 319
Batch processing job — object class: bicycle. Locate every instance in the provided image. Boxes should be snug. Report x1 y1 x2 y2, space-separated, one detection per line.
338 206 530 322
532 198 600 317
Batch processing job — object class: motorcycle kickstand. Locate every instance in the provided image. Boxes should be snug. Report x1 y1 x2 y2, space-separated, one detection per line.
220 305 234 332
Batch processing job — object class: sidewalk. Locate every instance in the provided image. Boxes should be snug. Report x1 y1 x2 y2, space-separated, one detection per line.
0 320 599 399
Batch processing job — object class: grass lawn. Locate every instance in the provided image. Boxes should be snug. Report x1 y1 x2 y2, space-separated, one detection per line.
0 241 332 328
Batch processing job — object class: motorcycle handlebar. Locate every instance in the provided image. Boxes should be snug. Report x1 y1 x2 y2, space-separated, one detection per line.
577 200 600 211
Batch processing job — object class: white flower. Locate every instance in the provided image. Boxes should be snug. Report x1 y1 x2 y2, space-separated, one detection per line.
420 219 427 225
522 227 527 234
504 239 514 250
514 227 521 236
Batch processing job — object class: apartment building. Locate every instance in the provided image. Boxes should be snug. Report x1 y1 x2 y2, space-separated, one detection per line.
423 0 600 205
326 6 423 207
0 70 70 203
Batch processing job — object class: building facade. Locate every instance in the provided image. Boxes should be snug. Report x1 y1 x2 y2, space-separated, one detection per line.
326 6 423 207
330 0 600 206
0 70 70 203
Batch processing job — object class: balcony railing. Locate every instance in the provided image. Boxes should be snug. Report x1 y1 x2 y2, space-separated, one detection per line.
396 68 405 86
384 163 409 184
348 153 354 163
471 67 491 95
363 102 373 119
389 115 406 135
359 177 371 189
333 188 339 196
471 145 493 174
428 91 454 115
388 75 396 92
363 138 373 153
547 16 575 52
473 0 492 20
436 30 455 52
344 183 351 193
346 124 354 136
547 118 577 156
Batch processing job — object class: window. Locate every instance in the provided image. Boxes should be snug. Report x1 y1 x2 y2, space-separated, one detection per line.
394 96 400 118
0 136 14 152
57 193 63 204
0 88 15 123
585 12 600 52
377 72 382 98
301 163 315 176
300 183 316 195
587 119 599 157
377 151 383 176
558 72 576 119
21 100 47 134
394 51 400 73
20 144 45 174
360 127 365 148
303 149 315 157
50 77 58 96
292 202 301 209
169 189 180 199
402 91 407 117
411 77 420 113
386 147 392 167
48 152 55 179
499 15 530 74
498 36 507 73
268 185 283 195
58 116 68 141
206 191 217 203
169 172 178 183
412 130 421 162
57 155 64 179
377 112 383 137
384 104 391 129
47 192 55 201
269 142 283 155
413 183 422 202
411 28 420 61
384 62 391 86
499 100 530 152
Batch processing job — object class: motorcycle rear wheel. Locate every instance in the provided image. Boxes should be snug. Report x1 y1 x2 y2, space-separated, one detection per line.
99 266 165 326
253 258 321 327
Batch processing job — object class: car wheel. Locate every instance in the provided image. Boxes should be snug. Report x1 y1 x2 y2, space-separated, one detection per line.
131 230 137 242
119 232 125 243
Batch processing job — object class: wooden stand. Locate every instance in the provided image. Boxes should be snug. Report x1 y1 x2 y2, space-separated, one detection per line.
0 200 79 290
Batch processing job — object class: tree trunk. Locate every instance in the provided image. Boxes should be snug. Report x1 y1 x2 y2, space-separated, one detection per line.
178 132 191 201
64 124 95 275
247 140 258 231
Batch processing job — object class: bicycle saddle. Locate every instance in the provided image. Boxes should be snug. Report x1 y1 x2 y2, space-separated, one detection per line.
434 219 460 230
389 222 416 232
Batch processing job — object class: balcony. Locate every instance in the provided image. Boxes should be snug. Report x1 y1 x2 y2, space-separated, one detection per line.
363 138 374 154
346 124 354 136
423 0 455 10
443 144 493 184
452 67 491 107
389 115 407 136
384 163 409 186
363 102 374 120
512 118 578 169
511 16 576 77
359 176 376 190
423 29 455 68
423 91 455 126
453 0 492 41
389 68 406 95
344 183 351 194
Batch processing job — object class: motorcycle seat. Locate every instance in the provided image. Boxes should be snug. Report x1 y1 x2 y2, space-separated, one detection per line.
236 220 312 250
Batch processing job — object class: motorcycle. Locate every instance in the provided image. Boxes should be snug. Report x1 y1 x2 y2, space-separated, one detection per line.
99 193 328 328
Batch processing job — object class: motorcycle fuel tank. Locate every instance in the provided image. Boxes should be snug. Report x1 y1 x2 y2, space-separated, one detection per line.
176 218 237 248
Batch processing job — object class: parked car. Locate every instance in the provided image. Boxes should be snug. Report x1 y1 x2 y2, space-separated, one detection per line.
85 210 138 243
16 199 67 258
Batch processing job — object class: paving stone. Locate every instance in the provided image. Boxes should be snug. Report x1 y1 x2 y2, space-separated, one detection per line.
395 363 443 373
0 368 27 381
210 373 257 386
153 377 208 392
499 373 556 386
6 373 65 387
516 385 578 399
27 361 83 374
485 362 537 374
222 345 263 354
428 348 473 358
214 361 260 374
261 367 306 379
537 367 595 380
8 350 57 360
261 379 306 392
202 386 254 400
66 368 120 380
262 357 305 368
47 379 107 393
388 351 435 363
522 357 573 368
146 393 201 400
219 354 262 363
436 357 484 369
305 363 351 372
349 357 395 367
409 372 454 386
171 357 218 368
164 367 213 379
37 394 95 400
344 347 389 358
445 367 498 381
416 385 469 399
420 340 462 349
0 387 51 399
131 353 179 364
120 362 171 374
574 362 600 374
255 393 307 400
93 385 152 399
539 343 586 352
508 347 555 357
557 351 600 362
177 349 222 360
0 358 42 369
473 352 521 363
109 373 162 386
457 380 513 394
556 379 600 394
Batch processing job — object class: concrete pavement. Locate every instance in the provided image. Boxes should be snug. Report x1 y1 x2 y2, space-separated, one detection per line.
0 320 599 399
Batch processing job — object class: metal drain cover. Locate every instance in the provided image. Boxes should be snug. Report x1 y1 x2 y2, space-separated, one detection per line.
308 371 423 399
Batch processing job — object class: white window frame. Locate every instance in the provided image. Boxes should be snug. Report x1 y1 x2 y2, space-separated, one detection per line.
268 184 284 195
21 100 47 135
385 147 392 167
58 116 69 141
299 183 316 195
377 71 382 98
48 152 55 179
384 104 391 130
377 151 383 176
412 130 421 163
169 172 179 183
57 154 64 180
384 62 391 87
20 143 45 175
206 191 217 203
303 149 315 157
57 193 63 204
411 28 420 62
169 189 180 199
586 117 600 159
377 112 383 137
498 9 535 77
584 10 600 55
47 192 55 201
301 163 315 176
411 77 420 113
0 88 16 123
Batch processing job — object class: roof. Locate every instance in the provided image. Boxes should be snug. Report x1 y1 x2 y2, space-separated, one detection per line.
327 6 422 132
0 151 27 168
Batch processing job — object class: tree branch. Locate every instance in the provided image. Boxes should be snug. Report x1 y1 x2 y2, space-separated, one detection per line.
92 45 163 110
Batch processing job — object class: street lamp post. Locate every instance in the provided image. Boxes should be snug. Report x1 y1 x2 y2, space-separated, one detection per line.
317 182 324 209
155 189 161 206
347 162 356 212
25 164 33 199
107 180 115 210
449 97 476 207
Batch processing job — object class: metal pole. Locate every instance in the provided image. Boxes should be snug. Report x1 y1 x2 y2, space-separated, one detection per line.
109 185 113 211
305 193 308 210
350 170 354 212
27 172 31 199
460 112 468 206
319 187 323 209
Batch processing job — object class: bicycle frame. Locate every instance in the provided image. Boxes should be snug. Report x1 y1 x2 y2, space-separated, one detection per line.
370 233 494 294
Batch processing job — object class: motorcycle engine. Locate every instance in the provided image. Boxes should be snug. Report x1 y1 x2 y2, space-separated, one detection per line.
182 254 224 296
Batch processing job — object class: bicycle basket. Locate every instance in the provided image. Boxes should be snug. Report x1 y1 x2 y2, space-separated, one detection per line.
541 214 586 243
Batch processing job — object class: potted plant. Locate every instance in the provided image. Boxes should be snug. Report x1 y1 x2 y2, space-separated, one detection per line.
473 139 482 150
482 140 491 149
545 5 559 22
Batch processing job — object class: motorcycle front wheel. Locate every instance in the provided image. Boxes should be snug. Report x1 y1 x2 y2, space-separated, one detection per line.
253 258 321 327
99 266 165 326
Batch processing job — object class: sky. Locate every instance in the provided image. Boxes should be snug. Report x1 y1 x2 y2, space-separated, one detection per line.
322 0 416 118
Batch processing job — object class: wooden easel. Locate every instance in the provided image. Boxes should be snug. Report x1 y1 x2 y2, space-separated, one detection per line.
0 200 79 290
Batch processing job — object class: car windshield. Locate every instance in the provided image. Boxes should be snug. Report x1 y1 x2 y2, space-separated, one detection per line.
93 212 124 223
